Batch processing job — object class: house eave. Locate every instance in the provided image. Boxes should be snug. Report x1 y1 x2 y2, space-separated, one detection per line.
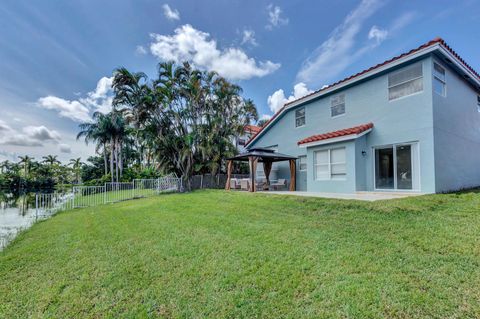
298 128 372 148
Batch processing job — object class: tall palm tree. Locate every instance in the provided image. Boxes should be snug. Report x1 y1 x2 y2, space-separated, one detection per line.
18 155 34 177
69 158 82 184
77 112 113 178
42 155 60 166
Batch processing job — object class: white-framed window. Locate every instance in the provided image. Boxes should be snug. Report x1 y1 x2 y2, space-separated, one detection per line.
433 62 446 97
295 107 305 127
331 94 345 117
314 147 346 180
298 155 307 171
388 63 423 101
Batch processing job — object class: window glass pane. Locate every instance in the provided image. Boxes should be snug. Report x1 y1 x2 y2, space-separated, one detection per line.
296 108 305 117
296 117 305 127
331 94 345 106
375 148 394 189
388 78 423 100
396 145 412 190
331 103 345 117
316 164 329 180
330 148 346 163
315 150 328 164
331 163 346 175
388 63 423 87
433 63 445 82
433 78 445 96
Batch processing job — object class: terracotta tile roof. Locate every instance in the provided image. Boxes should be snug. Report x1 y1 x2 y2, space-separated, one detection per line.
244 124 261 134
297 123 374 145
245 37 480 147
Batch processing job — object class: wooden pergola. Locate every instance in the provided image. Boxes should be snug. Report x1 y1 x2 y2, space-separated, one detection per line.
225 148 297 192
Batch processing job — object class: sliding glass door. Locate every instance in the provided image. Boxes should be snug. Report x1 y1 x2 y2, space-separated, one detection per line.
374 143 419 191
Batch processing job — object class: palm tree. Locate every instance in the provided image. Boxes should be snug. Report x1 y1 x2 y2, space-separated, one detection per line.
18 155 34 177
42 155 60 166
69 158 82 184
77 112 113 179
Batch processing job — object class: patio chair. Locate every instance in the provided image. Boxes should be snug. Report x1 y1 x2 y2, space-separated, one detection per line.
240 179 250 191
270 179 287 190
255 178 268 191
230 178 238 190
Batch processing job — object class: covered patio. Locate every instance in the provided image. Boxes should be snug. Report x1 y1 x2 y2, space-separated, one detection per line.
225 148 297 192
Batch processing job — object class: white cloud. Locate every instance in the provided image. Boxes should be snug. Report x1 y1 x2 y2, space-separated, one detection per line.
296 0 384 87
59 144 71 153
0 135 43 147
0 122 62 147
163 4 180 21
0 120 10 131
37 76 113 122
23 125 61 142
37 96 91 123
266 4 289 30
135 45 147 55
267 82 313 113
241 29 258 46
149 25 280 80
368 26 388 44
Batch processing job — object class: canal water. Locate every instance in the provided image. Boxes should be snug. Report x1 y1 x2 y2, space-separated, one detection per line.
0 191 54 250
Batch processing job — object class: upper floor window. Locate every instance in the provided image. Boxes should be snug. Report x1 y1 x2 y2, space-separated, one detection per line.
237 138 246 146
331 94 345 117
298 155 307 171
295 107 305 127
433 62 446 97
388 63 423 101
314 147 346 180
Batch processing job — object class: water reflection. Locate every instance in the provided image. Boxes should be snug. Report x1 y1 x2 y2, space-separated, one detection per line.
0 190 50 250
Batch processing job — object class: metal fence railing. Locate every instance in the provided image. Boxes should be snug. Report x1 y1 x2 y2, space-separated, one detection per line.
35 175 182 215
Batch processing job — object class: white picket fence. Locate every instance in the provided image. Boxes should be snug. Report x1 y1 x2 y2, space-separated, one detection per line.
35 175 182 215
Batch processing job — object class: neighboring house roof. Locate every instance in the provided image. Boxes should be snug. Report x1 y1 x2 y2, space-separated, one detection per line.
298 123 374 147
244 125 261 134
246 37 480 148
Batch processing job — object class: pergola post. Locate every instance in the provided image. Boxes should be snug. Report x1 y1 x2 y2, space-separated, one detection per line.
248 156 258 192
289 159 296 191
225 160 233 190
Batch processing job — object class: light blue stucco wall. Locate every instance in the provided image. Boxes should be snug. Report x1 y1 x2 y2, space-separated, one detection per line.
432 55 480 192
249 56 437 193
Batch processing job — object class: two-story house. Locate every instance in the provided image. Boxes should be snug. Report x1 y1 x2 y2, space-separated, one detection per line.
246 38 480 194
235 125 261 153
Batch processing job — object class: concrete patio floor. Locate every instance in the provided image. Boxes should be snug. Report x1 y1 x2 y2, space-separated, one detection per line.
257 191 425 201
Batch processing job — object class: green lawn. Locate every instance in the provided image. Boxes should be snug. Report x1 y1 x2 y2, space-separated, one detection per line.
1 190 480 318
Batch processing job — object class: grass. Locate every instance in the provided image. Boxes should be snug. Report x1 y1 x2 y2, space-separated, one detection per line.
1 190 480 318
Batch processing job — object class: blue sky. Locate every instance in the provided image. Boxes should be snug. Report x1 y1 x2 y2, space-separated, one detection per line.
0 0 479 162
